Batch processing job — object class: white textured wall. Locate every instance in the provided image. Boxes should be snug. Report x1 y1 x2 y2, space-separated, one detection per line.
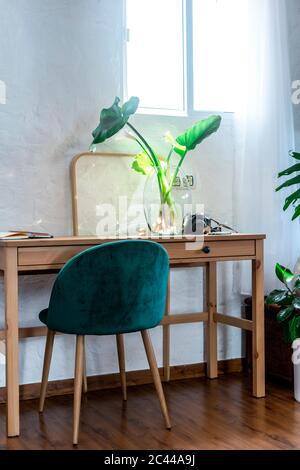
0 0 243 387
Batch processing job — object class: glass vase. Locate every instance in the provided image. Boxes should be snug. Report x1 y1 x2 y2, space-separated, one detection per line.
143 166 192 236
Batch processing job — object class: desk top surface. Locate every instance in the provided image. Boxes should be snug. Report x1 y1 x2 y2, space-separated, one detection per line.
0 233 266 248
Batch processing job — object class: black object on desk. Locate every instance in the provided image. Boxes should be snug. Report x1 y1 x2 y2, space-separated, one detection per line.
182 214 237 235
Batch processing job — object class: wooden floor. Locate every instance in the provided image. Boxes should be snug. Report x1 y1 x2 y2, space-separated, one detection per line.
0 373 300 450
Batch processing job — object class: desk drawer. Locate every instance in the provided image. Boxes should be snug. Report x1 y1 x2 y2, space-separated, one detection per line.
18 240 256 267
18 246 95 267
164 240 255 260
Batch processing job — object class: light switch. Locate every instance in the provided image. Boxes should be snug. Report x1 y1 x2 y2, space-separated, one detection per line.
174 175 196 190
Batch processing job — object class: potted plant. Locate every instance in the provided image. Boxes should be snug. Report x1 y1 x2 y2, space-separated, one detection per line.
276 151 300 222
266 263 300 401
276 151 300 274
90 96 221 235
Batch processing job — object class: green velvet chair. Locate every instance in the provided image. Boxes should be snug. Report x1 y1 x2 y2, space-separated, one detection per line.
38 240 171 445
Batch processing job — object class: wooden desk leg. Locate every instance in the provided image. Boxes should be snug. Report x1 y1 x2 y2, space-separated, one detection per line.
4 247 20 437
252 240 265 398
163 275 171 382
206 262 218 379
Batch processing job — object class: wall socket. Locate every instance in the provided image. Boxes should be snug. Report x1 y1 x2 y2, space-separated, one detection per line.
173 175 195 189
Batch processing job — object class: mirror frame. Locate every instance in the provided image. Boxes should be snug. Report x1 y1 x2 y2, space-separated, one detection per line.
70 152 135 236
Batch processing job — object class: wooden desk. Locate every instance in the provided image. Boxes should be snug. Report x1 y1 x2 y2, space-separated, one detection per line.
0 234 265 437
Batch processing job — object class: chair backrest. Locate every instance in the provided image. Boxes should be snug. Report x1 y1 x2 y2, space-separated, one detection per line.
46 240 169 335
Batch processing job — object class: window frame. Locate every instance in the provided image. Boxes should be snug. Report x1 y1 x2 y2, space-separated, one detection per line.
122 0 234 117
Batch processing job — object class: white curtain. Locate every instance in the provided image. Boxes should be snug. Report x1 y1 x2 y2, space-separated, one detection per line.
233 0 300 294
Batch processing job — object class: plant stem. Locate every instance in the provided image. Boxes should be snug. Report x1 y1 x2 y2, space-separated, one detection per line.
126 129 162 191
166 152 187 198
167 148 173 163
126 122 160 169
126 122 178 219
130 135 156 167
126 121 170 200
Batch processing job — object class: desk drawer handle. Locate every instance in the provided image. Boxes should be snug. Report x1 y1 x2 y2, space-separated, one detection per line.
202 246 210 254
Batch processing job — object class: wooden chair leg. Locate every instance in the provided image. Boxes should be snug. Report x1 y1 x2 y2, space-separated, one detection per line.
116 334 127 401
82 338 88 394
73 335 84 445
206 262 218 379
163 275 171 382
141 330 171 429
39 329 55 413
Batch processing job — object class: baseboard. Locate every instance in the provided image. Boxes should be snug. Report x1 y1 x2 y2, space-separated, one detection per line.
0 358 243 404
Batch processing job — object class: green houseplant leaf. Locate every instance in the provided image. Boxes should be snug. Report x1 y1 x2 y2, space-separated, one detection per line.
131 152 154 176
164 132 187 158
276 174 300 192
122 97 140 118
292 205 300 221
291 151 300 161
276 151 300 221
266 289 292 305
166 115 222 194
275 263 294 284
293 277 300 290
175 115 222 157
278 163 300 177
277 306 294 324
91 96 139 145
284 316 300 344
293 297 300 309
283 189 300 211
268 262 300 345
269 135 300 344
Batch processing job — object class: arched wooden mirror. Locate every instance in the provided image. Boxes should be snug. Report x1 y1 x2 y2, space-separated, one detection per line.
70 152 147 236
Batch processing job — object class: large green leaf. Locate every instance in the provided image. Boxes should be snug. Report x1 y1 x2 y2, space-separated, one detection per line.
266 289 291 305
278 163 300 177
164 132 187 158
284 316 300 344
277 152 300 221
283 189 300 211
293 298 300 310
291 151 300 161
292 204 300 221
276 174 300 192
175 115 222 157
92 96 139 145
277 306 294 324
122 97 140 118
131 152 154 176
293 277 300 290
275 263 294 284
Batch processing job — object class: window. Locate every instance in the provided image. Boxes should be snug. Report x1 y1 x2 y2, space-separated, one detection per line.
125 0 186 115
124 0 248 115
